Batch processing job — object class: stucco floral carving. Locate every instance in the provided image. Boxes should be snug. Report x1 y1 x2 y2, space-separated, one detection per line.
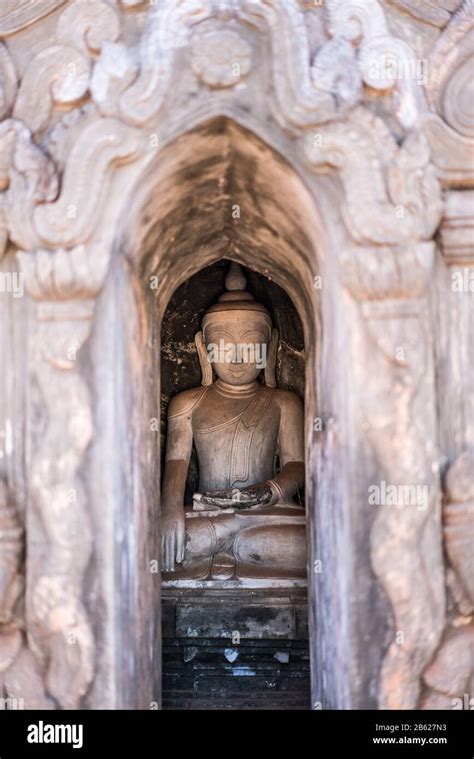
190 29 252 88
0 1 66 37
424 0 474 186
0 0 469 711
304 108 442 246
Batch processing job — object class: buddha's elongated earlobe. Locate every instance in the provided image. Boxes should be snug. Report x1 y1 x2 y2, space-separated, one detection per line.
195 330 213 386
264 328 278 388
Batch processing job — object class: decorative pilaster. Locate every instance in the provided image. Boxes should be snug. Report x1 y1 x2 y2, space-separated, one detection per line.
342 244 445 709
437 190 474 463
16 246 106 708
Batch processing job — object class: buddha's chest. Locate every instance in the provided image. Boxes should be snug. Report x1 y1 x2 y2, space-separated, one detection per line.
191 388 281 488
192 388 280 437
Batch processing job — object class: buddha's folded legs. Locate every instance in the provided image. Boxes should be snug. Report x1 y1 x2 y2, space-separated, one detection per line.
234 524 306 576
179 512 306 579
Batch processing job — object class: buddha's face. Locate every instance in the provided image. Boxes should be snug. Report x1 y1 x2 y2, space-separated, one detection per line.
204 316 271 385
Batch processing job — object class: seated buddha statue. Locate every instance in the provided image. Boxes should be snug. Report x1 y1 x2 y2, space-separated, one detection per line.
161 262 306 581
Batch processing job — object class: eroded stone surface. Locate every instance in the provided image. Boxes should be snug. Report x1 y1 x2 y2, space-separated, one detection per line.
0 0 471 710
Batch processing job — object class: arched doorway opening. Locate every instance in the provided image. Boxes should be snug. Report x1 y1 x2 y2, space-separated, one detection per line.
160 259 308 708
101 116 353 708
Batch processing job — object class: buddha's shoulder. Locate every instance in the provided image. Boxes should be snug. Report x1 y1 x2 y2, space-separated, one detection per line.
272 388 304 413
168 386 209 419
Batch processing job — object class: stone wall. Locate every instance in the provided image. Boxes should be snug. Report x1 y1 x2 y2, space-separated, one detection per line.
0 0 472 710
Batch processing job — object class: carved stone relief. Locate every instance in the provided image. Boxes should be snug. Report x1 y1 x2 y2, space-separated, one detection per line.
0 1 66 38
0 43 16 121
386 0 461 29
0 479 52 709
12 246 104 709
12 0 121 138
0 0 470 709
423 0 474 186
342 243 445 709
421 453 474 709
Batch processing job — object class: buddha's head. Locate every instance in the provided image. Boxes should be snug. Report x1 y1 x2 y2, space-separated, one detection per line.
196 263 278 387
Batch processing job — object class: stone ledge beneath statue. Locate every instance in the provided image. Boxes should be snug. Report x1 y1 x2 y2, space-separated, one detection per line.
162 587 309 640
162 578 307 589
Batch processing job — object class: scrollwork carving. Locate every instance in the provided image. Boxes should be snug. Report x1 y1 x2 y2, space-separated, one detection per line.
424 0 474 186
0 118 58 252
91 42 138 118
327 0 421 129
304 108 442 246
189 29 252 89
240 0 361 129
0 0 66 37
117 0 209 125
385 0 458 29
11 0 121 136
113 0 413 128
0 43 17 121
13 46 91 137
34 118 142 248
57 0 121 58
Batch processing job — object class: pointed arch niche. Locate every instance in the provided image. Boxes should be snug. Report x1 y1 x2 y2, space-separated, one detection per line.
90 117 380 709
160 258 308 708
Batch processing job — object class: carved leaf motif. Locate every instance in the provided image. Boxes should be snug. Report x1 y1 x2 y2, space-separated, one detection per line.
17 244 110 302
57 0 121 57
0 0 66 37
423 1 474 185
304 108 442 245
385 0 458 28
13 46 91 136
91 42 138 118
34 118 142 247
0 43 17 120
189 29 252 88
116 0 364 127
341 243 435 302
310 37 361 109
0 119 58 251
240 0 357 128
326 0 421 129
327 0 387 40
118 0 209 125
426 1 474 128
0 481 51 708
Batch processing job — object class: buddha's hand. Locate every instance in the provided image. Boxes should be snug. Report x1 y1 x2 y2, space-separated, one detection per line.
195 483 273 510
161 505 185 571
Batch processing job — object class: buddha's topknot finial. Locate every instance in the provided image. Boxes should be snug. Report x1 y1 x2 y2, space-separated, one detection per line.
203 261 271 322
225 261 247 292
